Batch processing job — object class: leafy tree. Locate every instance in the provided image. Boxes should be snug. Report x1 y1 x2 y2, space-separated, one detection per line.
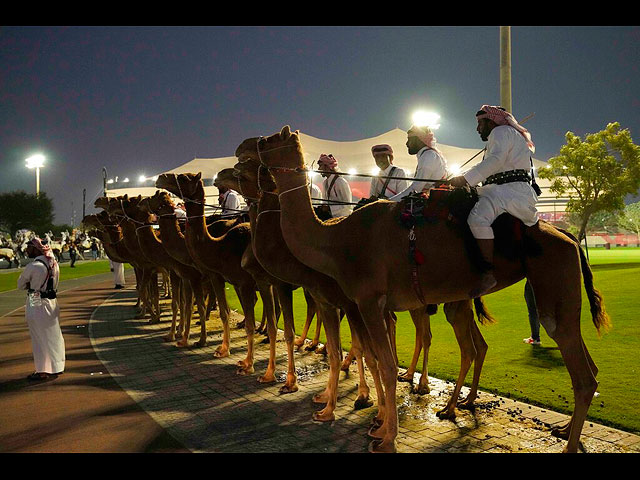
538 122 640 241
617 201 640 239
0 191 56 235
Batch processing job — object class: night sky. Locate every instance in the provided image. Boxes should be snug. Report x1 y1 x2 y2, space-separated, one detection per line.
1 26 639 227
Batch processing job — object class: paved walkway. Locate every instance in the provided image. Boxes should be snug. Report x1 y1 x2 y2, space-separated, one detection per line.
89 286 640 454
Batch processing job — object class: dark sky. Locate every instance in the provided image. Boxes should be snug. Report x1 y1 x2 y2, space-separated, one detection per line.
1 25 639 227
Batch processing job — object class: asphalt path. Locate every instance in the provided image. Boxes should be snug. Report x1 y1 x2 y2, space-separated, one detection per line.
0 270 188 453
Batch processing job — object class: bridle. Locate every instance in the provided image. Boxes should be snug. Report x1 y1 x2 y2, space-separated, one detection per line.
255 136 311 198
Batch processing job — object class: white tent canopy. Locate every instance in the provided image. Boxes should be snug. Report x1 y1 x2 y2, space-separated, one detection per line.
105 128 565 217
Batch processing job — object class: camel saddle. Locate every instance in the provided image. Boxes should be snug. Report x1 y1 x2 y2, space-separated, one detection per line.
398 187 542 273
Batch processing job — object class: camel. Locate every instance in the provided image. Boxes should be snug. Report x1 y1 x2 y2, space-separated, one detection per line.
85 208 154 320
230 140 498 422
119 195 213 347
97 196 164 324
155 173 278 380
254 126 610 454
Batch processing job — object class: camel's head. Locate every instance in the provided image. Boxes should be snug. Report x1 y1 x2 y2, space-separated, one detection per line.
94 196 110 210
234 136 261 163
105 195 125 217
233 156 277 199
156 172 203 202
82 214 101 230
121 195 149 223
145 190 177 217
255 125 303 169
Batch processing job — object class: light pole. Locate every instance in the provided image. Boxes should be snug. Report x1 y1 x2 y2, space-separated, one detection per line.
25 154 45 196
500 26 512 112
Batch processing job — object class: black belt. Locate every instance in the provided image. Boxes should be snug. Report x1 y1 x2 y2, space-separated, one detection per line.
40 290 57 299
484 169 531 186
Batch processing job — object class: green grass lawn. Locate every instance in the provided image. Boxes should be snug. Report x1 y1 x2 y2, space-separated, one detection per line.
223 247 640 434
0 259 130 292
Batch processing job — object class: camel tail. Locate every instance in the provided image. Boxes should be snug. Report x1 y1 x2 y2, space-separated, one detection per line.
576 242 612 335
555 226 612 335
473 297 496 325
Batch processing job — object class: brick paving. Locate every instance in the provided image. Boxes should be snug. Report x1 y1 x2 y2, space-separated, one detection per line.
90 287 640 454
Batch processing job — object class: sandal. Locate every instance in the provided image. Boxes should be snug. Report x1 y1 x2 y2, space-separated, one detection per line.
27 372 58 381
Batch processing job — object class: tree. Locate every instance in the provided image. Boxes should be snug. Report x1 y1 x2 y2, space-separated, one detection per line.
0 190 56 235
617 201 640 239
538 122 640 242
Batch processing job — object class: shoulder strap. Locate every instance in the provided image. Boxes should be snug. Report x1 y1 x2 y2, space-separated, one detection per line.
378 166 396 198
33 258 52 291
327 174 339 199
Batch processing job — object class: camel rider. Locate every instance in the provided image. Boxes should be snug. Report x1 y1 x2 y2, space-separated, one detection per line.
369 144 409 199
449 105 540 298
388 125 449 201
317 153 353 219
217 185 242 217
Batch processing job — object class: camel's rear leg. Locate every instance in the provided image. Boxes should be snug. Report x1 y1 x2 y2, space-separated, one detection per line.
457 316 488 410
277 286 298 394
437 300 477 419
311 306 342 422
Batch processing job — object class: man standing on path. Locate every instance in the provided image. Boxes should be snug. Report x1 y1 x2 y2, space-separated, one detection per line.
109 259 126 289
17 237 65 381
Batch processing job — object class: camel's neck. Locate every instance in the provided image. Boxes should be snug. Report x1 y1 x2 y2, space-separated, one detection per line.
158 214 186 244
268 169 338 277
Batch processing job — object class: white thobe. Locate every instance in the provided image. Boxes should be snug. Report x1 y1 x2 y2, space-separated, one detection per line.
17 256 65 374
322 173 353 218
389 147 448 201
109 259 125 286
463 125 539 239
369 164 409 199
219 190 241 217
309 182 323 206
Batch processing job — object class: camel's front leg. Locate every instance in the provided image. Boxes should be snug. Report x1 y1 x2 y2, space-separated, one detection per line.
210 276 231 358
236 284 257 376
257 284 277 384
277 286 298 394
312 307 341 422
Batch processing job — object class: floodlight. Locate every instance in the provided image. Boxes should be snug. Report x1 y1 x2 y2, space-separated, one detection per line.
25 154 45 169
138 175 147 183
348 168 357 176
122 177 130 183
411 111 441 129
449 164 461 176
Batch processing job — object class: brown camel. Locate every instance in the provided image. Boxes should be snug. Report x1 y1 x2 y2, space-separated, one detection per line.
155 173 277 380
254 126 610 454
120 195 213 347
101 196 167 324
91 201 160 322
230 142 495 420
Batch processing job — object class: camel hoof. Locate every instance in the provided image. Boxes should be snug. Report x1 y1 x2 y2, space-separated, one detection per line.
279 383 299 394
235 320 245 329
236 365 254 376
213 347 229 358
436 408 456 420
456 400 475 412
368 439 397 453
258 374 276 384
304 342 318 352
367 423 384 439
315 345 327 355
551 427 571 440
194 339 207 348
397 372 414 384
176 340 189 348
411 384 430 395
312 410 335 423
354 396 374 410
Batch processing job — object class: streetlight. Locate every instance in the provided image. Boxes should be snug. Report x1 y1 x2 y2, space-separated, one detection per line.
411 110 441 129
25 154 45 196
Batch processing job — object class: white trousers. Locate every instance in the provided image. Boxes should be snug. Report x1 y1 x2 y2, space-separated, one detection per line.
26 299 65 374
467 182 539 239
111 261 125 286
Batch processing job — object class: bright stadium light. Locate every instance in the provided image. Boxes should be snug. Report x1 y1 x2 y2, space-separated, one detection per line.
348 168 357 176
107 178 115 184
138 175 147 183
449 164 461 176
412 110 441 129
122 177 130 183
25 153 46 196
371 167 381 175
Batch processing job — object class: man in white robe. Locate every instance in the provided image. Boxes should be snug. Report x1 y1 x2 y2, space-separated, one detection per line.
109 259 125 289
218 187 242 217
317 154 353 218
449 105 540 298
369 144 409 199
389 125 449 201
17 238 65 381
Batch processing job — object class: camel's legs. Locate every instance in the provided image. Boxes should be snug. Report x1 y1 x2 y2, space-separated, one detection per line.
295 289 316 350
210 275 231 358
164 273 181 342
348 323 374 410
359 296 398 453
257 284 278 383
311 305 342 422
236 283 258 376
458 317 488 410
176 280 195 348
437 300 477 420
276 286 298 394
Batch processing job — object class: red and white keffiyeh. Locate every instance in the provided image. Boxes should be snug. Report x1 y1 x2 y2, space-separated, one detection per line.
28 237 58 270
408 125 443 156
317 153 338 170
371 144 394 160
476 105 535 153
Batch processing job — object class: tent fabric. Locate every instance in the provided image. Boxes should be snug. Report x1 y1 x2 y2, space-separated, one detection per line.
105 128 564 214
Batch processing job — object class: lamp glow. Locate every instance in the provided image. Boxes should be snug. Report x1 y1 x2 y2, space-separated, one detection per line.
449 164 461 176
348 168 357 176
122 177 130 183
138 175 147 183
25 154 46 169
411 111 441 129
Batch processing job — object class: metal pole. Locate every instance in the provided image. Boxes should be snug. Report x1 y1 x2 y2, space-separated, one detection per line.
82 188 86 225
36 167 40 197
102 167 108 197
500 26 512 112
